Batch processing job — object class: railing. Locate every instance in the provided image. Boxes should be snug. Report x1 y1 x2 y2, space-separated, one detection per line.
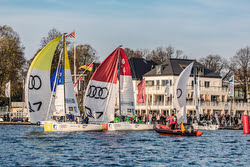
136 101 250 110
145 85 228 93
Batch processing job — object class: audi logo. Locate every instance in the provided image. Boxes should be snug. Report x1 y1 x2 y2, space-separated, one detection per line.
177 88 182 98
29 75 42 90
86 85 109 99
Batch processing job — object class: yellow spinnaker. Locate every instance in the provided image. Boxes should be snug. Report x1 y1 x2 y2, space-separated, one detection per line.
30 35 62 72
64 36 70 70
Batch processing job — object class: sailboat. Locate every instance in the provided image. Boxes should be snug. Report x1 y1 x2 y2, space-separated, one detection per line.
192 63 219 130
25 34 104 132
84 46 153 131
154 62 202 136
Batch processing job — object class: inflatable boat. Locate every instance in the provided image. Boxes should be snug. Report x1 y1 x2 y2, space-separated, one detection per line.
154 124 202 137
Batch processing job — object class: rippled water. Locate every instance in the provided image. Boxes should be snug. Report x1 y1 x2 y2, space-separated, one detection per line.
0 125 249 166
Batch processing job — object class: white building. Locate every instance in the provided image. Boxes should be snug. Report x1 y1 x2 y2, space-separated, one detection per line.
128 58 249 117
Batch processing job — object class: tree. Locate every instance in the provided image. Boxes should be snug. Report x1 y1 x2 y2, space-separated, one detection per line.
0 25 26 105
231 46 250 102
149 45 185 64
199 54 229 78
124 48 149 59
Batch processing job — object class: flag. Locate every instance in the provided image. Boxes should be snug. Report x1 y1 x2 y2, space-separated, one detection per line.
5 81 10 98
137 79 146 103
79 63 93 71
228 75 234 97
65 31 75 38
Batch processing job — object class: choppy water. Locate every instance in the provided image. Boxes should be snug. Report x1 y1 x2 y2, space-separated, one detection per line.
0 125 249 167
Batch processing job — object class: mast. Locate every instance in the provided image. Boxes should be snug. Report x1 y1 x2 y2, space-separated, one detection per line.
118 45 123 116
63 33 67 121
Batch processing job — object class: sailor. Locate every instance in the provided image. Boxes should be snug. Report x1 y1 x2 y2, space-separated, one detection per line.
170 113 177 129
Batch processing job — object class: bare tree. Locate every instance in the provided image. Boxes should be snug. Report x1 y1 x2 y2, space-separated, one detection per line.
199 54 229 77
231 46 250 102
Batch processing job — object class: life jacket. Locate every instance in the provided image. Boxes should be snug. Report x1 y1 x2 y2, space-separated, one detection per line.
170 116 177 124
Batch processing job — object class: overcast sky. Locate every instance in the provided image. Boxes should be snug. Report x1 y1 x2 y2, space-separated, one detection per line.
1 0 250 61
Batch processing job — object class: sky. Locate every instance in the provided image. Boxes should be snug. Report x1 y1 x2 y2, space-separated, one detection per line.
1 0 250 62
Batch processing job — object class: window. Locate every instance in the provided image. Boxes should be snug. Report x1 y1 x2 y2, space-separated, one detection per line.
156 66 161 74
156 80 160 85
146 80 154 86
162 80 169 86
205 81 210 88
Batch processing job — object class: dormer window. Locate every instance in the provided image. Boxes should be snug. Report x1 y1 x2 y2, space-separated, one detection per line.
156 66 161 74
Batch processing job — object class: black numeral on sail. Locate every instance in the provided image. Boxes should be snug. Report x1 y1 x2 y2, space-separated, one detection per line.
85 106 103 119
29 101 42 112
28 75 42 90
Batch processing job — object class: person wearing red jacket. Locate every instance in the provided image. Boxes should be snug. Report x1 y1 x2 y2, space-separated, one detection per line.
170 113 177 129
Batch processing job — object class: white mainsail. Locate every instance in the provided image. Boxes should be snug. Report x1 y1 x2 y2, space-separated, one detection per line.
84 48 119 123
119 48 135 117
64 37 80 117
173 62 194 123
25 35 62 123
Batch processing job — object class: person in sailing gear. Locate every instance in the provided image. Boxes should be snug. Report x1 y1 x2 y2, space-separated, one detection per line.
83 115 89 124
170 112 177 130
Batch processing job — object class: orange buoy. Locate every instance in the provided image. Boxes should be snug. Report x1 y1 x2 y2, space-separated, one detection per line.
242 115 249 134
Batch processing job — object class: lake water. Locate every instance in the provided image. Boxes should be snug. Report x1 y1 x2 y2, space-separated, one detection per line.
0 125 249 166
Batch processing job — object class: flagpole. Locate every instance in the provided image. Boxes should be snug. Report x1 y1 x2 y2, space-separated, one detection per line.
9 81 11 114
74 30 76 84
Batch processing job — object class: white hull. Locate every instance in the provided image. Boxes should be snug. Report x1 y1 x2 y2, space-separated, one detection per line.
192 123 219 130
44 122 105 132
104 122 153 131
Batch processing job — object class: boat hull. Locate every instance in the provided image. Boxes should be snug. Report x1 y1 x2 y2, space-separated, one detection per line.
154 124 202 137
192 123 219 130
44 122 105 132
103 122 153 131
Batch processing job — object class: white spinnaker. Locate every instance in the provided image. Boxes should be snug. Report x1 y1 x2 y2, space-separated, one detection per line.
84 48 119 123
173 62 194 123
25 35 61 123
85 80 117 123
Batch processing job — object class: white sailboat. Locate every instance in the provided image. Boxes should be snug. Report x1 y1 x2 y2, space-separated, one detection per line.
192 63 219 130
84 46 153 131
25 35 104 132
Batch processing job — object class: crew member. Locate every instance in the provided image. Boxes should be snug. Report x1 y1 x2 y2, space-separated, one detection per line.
170 113 177 129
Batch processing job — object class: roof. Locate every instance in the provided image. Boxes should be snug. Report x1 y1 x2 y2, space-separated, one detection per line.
128 57 158 80
144 58 221 78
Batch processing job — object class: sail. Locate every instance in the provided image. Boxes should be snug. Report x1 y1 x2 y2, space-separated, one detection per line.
84 48 119 123
194 65 200 119
173 62 194 123
64 37 80 117
119 48 135 117
51 65 65 117
25 35 62 123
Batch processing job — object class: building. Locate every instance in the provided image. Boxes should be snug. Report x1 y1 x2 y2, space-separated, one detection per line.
131 58 249 117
